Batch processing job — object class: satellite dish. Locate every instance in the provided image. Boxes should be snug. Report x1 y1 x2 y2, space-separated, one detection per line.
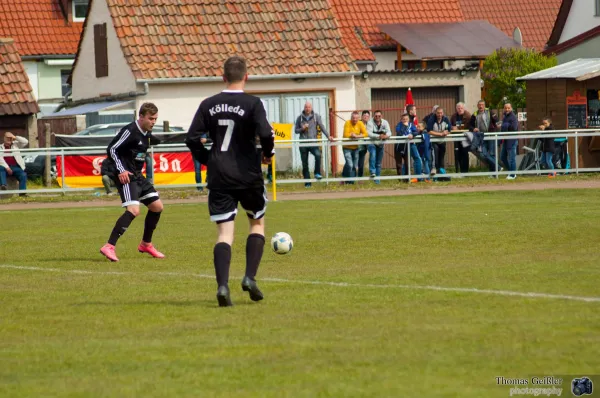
513 27 523 46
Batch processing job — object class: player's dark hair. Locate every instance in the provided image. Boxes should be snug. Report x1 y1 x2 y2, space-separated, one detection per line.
374 110 382 115
223 56 247 83
361 110 370 116
406 104 415 112
138 102 158 117
401 113 409 119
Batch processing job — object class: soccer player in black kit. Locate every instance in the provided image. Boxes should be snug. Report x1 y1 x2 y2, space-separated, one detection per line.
186 56 275 307
99 103 165 262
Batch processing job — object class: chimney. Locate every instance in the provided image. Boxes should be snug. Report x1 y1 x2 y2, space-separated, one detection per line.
59 0 69 20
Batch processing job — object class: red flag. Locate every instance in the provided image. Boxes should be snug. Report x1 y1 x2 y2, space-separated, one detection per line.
405 87 414 107
405 87 418 124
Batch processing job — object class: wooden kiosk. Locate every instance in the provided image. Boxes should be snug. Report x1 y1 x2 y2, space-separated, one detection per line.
518 59 600 169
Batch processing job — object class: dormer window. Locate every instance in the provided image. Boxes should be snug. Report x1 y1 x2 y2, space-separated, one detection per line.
73 0 89 22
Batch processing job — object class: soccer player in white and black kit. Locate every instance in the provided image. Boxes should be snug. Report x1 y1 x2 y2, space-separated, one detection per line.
99 103 166 262
186 56 275 307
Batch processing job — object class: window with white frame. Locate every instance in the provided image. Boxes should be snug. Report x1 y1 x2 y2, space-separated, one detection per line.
73 0 89 22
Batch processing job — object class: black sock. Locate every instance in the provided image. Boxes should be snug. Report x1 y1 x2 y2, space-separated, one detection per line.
214 242 232 287
108 211 136 246
142 210 161 243
245 233 265 280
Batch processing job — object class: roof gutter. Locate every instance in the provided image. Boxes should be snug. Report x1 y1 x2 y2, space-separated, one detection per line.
54 82 149 113
21 54 76 61
137 71 362 84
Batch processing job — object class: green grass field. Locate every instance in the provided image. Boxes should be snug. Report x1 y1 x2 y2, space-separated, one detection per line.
1 189 599 397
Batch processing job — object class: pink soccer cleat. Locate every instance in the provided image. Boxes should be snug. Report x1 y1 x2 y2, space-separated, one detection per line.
138 243 165 258
100 243 119 262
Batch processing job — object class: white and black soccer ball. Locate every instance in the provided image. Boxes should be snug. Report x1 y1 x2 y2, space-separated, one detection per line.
271 232 293 254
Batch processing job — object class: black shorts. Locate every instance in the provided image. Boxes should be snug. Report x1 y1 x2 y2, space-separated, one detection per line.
208 187 267 223
116 176 159 207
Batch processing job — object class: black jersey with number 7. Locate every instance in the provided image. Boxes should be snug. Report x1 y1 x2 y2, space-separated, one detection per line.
187 90 275 190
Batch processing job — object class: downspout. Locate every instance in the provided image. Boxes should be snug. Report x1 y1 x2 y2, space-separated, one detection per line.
55 82 149 112
136 71 363 84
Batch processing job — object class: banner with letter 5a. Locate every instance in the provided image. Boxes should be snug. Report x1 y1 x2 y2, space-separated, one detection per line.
55 153 206 188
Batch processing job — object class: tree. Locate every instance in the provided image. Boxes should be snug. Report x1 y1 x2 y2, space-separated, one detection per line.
482 48 557 109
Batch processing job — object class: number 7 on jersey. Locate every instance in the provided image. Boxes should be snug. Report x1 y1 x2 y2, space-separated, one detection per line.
219 119 234 151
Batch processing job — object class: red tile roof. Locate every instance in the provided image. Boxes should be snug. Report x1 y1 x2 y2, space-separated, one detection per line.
99 0 357 79
459 0 562 51
329 0 465 61
0 0 83 56
0 39 40 115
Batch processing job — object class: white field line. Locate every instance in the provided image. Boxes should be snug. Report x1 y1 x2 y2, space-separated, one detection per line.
2 264 600 303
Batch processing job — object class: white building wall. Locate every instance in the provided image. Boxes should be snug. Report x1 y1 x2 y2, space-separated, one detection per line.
557 35 600 63
559 0 600 43
71 0 137 100
374 51 420 70
23 61 39 100
136 76 357 170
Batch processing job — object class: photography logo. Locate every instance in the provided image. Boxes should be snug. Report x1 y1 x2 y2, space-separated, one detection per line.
572 377 593 396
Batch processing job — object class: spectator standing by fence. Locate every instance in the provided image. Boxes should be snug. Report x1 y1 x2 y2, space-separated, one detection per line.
408 106 431 176
539 117 556 177
470 100 499 172
500 102 519 179
395 113 423 182
426 107 451 175
450 102 472 174
416 121 432 177
423 105 439 127
342 111 368 184
357 110 371 179
406 105 418 125
294 102 332 188
367 110 391 184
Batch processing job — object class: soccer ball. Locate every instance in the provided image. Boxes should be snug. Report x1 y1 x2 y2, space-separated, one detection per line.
271 232 293 254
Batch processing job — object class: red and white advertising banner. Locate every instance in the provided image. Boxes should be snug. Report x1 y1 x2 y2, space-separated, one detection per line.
55 153 206 188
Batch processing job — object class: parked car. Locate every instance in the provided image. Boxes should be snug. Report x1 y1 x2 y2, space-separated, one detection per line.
74 123 185 136
23 153 56 180
24 124 185 180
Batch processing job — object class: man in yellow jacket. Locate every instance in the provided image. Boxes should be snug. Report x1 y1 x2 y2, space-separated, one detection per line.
342 111 368 184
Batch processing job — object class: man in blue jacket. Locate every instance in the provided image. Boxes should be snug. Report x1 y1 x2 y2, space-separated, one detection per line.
500 103 519 179
395 113 423 181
